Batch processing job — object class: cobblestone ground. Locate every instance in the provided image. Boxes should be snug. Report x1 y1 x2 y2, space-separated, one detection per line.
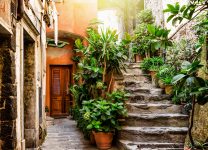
41 118 118 150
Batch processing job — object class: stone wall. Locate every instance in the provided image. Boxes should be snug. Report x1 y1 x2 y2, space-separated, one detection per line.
189 38 208 145
0 35 17 149
144 0 164 26
24 42 38 148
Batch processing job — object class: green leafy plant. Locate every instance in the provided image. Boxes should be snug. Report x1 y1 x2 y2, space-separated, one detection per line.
172 60 208 148
164 1 208 39
71 27 129 139
147 24 172 50
81 90 128 132
45 106 49 113
156 65 177 85
140 57 164 71
132 10 155 58
166 38 198 70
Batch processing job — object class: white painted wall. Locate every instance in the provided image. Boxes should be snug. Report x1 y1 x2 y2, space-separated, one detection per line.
97 9 123 39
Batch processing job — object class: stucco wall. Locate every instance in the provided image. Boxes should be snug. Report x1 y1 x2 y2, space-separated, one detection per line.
47 0 97 37
0 0 11 25
46 0 97 114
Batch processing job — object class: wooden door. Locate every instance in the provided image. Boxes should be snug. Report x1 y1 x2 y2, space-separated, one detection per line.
50 66 72 116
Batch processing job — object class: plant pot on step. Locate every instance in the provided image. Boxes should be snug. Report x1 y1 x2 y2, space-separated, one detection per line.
158 79 165 89
150 70 159 87
93 131 113 150
90 131 96 145
134 54 143 62
165 85 173 95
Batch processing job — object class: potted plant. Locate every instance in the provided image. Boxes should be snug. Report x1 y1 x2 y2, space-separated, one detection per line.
45 106 50 116
81 91 128 150
141 57 164 86
172 60 208 148
71 27 129 147
162 77 173 95
132 45 145 62
156 65 176 94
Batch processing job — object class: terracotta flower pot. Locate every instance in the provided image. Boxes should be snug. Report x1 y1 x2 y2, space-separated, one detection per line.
165 85 173 95
90 132 96 145
134 54 143 62
158 80 165 89
93 131 113 150
150 71 159 87
149 71 157 79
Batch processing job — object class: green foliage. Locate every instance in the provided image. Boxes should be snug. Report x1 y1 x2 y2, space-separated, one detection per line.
140 57 164 71
172 60 207 104
137 9 155 24
166 38 198 69
147 24 172 50
81 90 128 132
45 106 49 113
70 84 90 107
132 10 155 57
164 1 208 39
156 65 177 85
132 10 172 57
71 27 129 137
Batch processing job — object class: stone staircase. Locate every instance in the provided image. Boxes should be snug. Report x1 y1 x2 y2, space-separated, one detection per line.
117 62 189 150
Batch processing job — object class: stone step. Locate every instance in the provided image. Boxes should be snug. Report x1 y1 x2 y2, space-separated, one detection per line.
126 103 184 114
124 81 152 88
118 81 152 87
118 127 188 143
125 87 163 95
46 116 55 126
125 62 142 69
117 140 184 150
123 113 188 127
123 74 150 82
122 68 143 76
128 93 171 103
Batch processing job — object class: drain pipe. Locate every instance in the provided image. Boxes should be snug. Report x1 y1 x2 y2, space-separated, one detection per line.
17 0 24 21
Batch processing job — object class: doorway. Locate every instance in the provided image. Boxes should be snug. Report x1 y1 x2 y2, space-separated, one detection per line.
50 65 73 116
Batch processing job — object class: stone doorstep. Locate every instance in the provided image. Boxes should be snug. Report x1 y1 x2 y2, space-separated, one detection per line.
117 140 184 150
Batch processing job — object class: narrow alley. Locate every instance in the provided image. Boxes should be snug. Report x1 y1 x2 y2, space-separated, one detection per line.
41 117 118 150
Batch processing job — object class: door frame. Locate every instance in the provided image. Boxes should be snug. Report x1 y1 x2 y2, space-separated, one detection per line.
49 64 73 116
